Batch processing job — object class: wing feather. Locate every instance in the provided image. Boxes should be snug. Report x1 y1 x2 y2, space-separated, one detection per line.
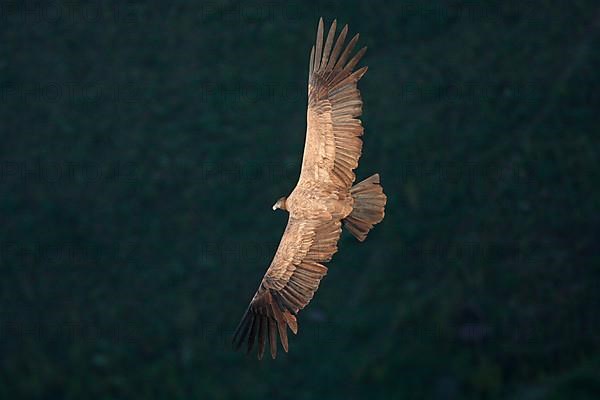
268 318 278 359
320 19 336 69
326 24 348 71
313 17 324 71
309 45 315 77
334 33 360 71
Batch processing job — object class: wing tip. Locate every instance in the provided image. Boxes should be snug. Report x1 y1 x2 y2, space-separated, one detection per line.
355 65 368 80
233 288 301 360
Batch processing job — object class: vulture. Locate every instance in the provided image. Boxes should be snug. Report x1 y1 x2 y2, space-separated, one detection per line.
233 18 387 359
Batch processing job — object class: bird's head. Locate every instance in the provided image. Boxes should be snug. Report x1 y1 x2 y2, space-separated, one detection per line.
272 196 288 211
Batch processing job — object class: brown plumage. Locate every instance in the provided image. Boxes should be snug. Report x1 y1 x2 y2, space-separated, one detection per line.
232 18 387 359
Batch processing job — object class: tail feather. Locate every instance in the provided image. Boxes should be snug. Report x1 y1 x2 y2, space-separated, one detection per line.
344 174 386 241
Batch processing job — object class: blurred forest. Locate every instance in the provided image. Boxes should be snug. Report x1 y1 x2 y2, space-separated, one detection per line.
1 1 599 399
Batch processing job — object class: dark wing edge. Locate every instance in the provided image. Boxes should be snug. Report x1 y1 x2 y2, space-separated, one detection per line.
231 262 325 360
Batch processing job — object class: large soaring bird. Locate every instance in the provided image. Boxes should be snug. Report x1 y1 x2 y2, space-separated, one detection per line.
233 18 386 359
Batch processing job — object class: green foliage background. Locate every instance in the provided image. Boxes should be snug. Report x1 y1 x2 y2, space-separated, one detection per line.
1 1 599 398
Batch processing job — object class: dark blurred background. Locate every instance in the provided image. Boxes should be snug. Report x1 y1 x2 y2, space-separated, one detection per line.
1 1 600 399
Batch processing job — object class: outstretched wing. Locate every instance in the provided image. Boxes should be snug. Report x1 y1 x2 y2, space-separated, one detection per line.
299 18 368 190
232 216 342 359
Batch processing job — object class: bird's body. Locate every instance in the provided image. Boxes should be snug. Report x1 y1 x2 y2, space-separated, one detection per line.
287 182 352 220
233 18 387 359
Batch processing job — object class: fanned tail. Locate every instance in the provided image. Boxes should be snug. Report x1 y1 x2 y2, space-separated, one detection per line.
343 174 386 241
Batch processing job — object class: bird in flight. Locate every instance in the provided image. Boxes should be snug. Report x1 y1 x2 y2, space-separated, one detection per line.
233 18 386 359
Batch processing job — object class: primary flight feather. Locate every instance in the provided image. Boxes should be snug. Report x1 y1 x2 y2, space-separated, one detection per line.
232 17 387 359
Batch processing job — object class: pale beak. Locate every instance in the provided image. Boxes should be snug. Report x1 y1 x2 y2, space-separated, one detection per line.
272 203 277 211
